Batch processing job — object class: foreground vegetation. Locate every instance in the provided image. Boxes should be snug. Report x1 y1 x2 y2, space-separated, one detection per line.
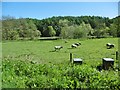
2 38 120 88
2 60 120 89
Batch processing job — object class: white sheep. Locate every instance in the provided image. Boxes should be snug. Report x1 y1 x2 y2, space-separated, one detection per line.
74 43 81 46
109 44 115 49
54 46 63 51
106 43 111 47
106 43 115 49
71 44 77 48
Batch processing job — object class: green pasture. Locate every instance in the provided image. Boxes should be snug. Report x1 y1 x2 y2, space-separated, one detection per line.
2 38 118 65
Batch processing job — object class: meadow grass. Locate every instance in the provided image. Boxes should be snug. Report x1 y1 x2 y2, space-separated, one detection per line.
2 38 118 65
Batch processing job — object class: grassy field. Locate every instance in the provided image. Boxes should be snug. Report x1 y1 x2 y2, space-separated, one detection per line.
2 38 118 65
2 38 120 88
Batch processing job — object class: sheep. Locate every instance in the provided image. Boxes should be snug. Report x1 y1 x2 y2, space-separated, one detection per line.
106 43 115 49
109 44 114 49
106 43 111 47
71 44 77 48
54 46 63 51
74 43 81 46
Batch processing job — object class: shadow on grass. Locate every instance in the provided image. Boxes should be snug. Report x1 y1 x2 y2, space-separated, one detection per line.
96 65 103 71
67 47 74 49
49 50 62 52
49 50 56 52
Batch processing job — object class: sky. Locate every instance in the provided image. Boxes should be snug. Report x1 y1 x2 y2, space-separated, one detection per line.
2 0 120 2
2 2 118 20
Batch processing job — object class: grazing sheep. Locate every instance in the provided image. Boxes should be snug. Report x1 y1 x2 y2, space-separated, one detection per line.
71 44 77 48
74 43 81 46
109 44 114 48
106 43 111 47
106 43 115 49
54 46 63 51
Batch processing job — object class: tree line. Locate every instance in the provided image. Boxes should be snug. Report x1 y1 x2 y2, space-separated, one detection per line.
2 15 120 40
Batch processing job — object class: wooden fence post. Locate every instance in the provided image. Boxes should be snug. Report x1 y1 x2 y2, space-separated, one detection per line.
116 51 118 60
70 53 72 62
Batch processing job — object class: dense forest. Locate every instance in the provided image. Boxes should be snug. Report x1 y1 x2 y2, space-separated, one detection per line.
2 15 120 40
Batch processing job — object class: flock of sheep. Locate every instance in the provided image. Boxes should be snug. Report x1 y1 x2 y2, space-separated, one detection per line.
54 42 115 51
54 42 81 51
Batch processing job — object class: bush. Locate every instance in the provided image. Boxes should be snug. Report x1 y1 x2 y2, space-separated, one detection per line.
2 60 120 89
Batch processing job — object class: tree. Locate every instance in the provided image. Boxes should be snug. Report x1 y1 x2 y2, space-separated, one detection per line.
26 20 41 39
110 16 120 37
109 24 117 37
117 16 120 37
59 19 70 27
73 26 84 39
102 27 110 37
60 22 92 39
93 22 108 38
2 18 20 40
2 16 41 40
48 26 56 37
43 26 56 37
8 29 19 40
2 15 119 40
85 23 94 36
73 22 90 39
60 25 75 39
59 19 76 39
